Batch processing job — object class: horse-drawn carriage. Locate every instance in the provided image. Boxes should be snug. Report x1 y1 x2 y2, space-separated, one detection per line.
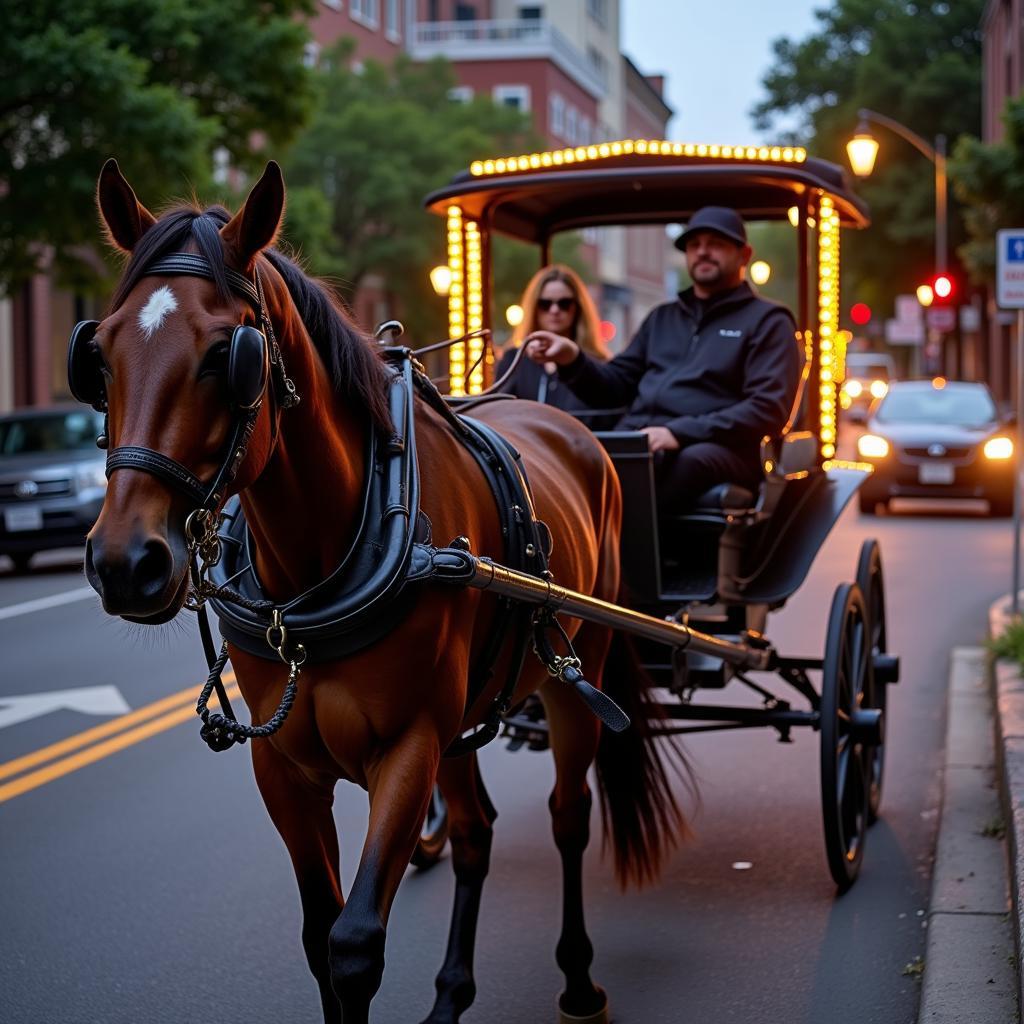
68 143 898 1023
421 139 900 890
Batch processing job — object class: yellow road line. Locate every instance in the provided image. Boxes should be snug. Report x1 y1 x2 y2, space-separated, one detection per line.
0 684 242 804
0 671 236 783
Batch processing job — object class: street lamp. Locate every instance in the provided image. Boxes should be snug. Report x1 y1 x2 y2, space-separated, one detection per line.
429 265 452 297
750 260 771 286
845 108 947 273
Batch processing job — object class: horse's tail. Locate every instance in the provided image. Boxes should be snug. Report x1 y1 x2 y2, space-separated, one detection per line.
594 619 696 888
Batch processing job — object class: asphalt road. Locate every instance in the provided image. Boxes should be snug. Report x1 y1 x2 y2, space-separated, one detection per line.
0 487 1013 1024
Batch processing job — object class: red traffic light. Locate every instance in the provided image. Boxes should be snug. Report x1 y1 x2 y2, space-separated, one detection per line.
932 274 954 301
850 302 871 325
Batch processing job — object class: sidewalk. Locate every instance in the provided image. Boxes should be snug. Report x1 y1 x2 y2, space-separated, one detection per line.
917 644 1016 1024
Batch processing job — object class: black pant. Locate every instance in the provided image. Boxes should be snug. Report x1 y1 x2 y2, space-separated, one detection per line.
654 442 761 514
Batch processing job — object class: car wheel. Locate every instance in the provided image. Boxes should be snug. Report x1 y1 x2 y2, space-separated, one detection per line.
989 494 1015 518
10 552 34 573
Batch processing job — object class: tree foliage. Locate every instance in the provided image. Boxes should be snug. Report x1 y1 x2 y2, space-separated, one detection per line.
1 0 316 295
752 0 985 319
279 41 570 345
951 99 1024 284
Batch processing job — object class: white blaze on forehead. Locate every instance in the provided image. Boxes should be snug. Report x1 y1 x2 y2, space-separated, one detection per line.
137 286 178 339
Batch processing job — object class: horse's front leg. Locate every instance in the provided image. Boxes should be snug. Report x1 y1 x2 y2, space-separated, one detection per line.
252 741 344 1024
328 728 439 1023
419 753 497 1024
543 658 609 1024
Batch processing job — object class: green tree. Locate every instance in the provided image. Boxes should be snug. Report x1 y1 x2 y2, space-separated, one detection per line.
950 98 1024 284
1 1 316 295
280 42 574 346
752 0 985 322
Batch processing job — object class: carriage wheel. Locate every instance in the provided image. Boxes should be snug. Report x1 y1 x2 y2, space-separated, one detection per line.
820 582 874 891
856 539 888 824
410 785 449 869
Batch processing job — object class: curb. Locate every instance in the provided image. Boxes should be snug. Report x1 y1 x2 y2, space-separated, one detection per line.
990 597 1024 1020
917 645 1016 1024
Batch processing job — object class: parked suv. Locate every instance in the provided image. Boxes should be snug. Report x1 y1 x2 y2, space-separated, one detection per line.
0 406 106 571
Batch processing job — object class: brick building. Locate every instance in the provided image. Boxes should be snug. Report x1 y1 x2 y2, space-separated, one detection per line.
3 0 674 410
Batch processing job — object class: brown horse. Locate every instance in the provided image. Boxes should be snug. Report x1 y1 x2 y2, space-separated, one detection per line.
80 158 688 1024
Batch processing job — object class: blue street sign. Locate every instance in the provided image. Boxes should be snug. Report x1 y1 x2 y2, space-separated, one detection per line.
1007 236 1024 262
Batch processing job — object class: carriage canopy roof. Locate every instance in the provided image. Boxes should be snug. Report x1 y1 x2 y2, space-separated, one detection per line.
423 142 870 242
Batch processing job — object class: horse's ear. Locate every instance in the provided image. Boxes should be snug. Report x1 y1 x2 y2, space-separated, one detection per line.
221 162 285 269
97 159 157 253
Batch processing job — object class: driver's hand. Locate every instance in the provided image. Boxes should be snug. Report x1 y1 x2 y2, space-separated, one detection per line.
525 331 580 367
640 426 680 453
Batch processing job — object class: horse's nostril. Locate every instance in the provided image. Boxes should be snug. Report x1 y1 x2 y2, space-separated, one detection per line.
133 538 174 599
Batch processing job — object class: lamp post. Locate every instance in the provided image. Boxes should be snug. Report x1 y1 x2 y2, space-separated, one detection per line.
845 108 947 274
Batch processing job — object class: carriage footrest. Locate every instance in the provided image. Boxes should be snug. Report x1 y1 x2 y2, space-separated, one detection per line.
500 695 550 752
672 649 733 691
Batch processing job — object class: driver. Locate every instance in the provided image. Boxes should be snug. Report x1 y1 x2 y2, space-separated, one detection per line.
524 206 804 511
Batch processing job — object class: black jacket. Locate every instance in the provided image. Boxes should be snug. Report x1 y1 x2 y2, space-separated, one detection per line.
495 348 621 429
560 282 803 456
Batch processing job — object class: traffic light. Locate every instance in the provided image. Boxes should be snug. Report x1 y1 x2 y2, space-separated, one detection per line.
932 273 954 303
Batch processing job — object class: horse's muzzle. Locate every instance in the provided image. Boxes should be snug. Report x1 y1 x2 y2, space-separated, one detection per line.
85 528 187 622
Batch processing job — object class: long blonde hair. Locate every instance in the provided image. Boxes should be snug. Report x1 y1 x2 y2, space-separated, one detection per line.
511 264 608 360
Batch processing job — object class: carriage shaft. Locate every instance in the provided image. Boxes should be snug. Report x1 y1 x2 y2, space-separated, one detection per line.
468 556 771 670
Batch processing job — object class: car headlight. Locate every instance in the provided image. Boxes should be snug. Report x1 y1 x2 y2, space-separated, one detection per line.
857 434 890 458
984 436 1014 460
75 465 108 491
869 380 888 399
845 380 863 398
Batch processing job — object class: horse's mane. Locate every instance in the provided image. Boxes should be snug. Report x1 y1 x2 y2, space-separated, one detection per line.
110 203 393 433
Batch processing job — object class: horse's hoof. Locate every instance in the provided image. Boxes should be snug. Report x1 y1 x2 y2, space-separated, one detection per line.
557 987 609 1024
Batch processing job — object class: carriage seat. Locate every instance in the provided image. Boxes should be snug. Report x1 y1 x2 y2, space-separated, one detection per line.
690 482 757 514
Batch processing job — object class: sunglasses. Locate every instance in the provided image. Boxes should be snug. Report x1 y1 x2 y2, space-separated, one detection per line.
537 297 577 312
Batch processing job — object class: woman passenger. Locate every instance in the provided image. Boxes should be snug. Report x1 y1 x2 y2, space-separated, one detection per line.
496 265 615 426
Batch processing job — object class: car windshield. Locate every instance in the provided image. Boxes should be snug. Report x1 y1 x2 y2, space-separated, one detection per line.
0 412 103 455
874 386 997 427
848 363 890 382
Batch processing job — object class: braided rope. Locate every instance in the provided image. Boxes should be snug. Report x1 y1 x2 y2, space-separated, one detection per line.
196 640 301 749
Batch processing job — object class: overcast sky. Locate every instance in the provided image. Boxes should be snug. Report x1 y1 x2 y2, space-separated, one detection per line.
621 0 822 143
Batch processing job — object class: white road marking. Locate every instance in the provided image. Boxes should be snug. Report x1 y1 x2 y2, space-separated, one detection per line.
0 587 96 621
0 685 130 730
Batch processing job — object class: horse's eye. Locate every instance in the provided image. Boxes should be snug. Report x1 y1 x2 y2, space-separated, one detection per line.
198 341 230 382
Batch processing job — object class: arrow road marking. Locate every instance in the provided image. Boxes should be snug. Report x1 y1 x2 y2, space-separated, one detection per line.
0 686 131 730
0 587 96 622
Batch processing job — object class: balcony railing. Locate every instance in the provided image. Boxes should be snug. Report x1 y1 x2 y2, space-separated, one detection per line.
410 19 607 99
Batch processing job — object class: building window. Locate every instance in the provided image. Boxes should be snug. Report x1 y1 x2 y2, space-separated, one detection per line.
586 0 606 26
302 41 320 68
385 0 399 40
455 2 477 20
518 4 543 18
566 106 578 144
579 116 592 145
493 84 531 112
587 45 608 84
448 85 474 104
549 93 565 138
350 0 378 28
322 0 342 9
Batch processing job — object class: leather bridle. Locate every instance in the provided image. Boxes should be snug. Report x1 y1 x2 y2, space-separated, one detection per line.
101 253 300 557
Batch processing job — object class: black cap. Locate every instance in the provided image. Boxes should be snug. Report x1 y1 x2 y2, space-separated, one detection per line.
675 206 747 251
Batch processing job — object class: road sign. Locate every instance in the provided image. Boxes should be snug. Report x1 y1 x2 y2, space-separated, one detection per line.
894 294 923 324
997 229 1024 308
925 307 956 332
959 304 981 332
885 319 924 345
